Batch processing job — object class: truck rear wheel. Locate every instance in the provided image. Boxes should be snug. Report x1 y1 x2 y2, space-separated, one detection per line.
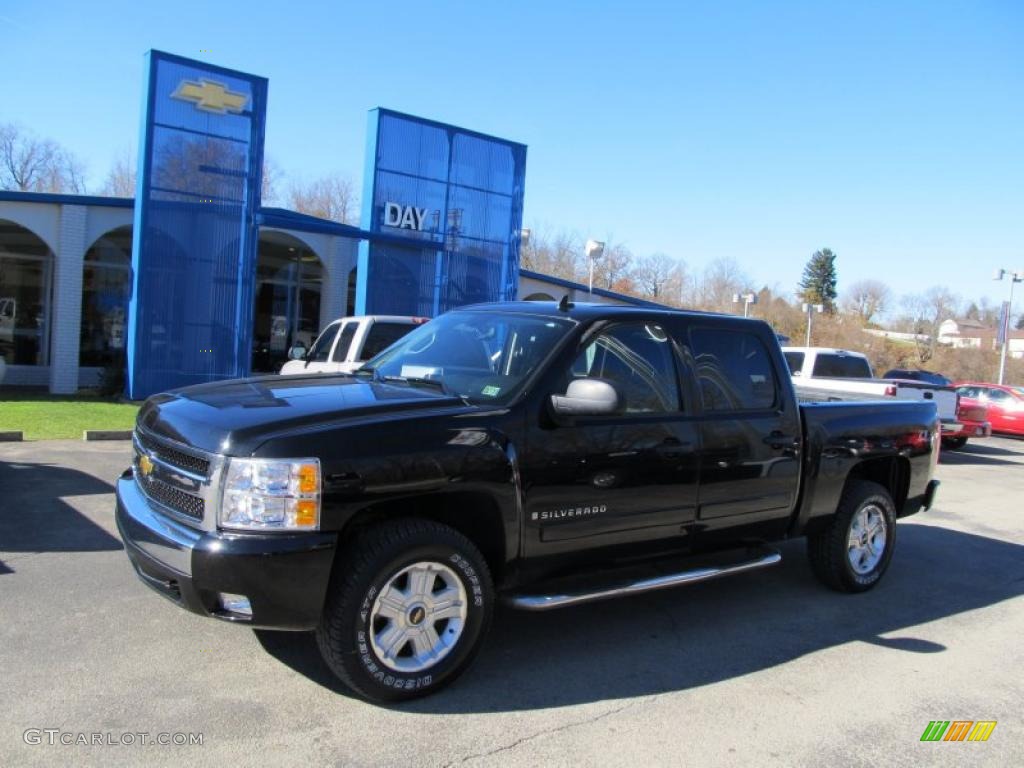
316 518 493 702
942 436 968 450
807 480 896 593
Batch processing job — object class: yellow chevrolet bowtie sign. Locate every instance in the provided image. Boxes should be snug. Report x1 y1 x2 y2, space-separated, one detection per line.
171 79 248 115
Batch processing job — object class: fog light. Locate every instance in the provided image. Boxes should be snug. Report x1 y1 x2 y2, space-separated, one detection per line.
219 593 252 616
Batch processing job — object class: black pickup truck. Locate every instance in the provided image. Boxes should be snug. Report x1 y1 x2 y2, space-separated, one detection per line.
116 301 940 702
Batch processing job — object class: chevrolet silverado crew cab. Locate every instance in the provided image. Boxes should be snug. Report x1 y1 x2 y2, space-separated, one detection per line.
117 302 941 702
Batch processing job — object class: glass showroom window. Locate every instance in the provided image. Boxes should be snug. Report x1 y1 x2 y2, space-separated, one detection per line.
252 232 323 373
0 220 53 366
80 227 131 367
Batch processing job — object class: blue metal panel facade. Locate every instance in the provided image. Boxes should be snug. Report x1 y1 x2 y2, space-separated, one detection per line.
356 109 526 317
127 51 267 399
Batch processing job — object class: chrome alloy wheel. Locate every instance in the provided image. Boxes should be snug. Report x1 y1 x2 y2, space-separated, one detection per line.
369 561 468 673
847 504 887 575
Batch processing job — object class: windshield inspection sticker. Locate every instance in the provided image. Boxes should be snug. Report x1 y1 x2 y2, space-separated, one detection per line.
481 385 501 397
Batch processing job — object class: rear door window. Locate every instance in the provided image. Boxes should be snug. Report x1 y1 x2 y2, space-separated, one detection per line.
689 328 778 411
985 388 1011 404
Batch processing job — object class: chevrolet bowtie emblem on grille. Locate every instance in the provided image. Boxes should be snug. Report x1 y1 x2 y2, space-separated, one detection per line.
139 454 154 478
171 79 248 115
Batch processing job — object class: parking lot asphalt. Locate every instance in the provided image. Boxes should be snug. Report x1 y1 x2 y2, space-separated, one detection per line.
1 437 1022 767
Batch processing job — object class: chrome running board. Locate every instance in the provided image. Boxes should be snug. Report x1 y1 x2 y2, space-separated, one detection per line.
507 548 782 611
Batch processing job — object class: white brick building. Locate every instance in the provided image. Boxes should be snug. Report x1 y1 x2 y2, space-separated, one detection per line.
0 191 663 394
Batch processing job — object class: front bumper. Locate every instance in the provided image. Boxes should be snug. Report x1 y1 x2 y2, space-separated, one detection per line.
116 471 337 630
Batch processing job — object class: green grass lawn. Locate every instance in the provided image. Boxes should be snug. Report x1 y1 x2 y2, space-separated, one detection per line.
0 393 139 440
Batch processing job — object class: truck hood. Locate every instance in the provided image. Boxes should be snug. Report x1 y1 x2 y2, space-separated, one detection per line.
136 373 472 455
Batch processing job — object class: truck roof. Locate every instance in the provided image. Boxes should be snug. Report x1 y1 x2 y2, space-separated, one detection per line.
458 300 757 325
781 346 868 357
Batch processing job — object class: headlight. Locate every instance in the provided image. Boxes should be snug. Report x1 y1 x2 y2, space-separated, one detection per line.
219 458 321 531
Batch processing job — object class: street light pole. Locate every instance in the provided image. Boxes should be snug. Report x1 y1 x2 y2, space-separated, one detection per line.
802 302 824 346
994 268 1023 385
732 292 758 318
585 239 605 295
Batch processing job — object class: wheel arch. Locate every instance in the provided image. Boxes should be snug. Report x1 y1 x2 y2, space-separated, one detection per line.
842 456 909 513
802 455 910 538
337 491 508 584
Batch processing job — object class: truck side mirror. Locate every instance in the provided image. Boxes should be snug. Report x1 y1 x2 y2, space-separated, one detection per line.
287 344 307 360
549 378 622 423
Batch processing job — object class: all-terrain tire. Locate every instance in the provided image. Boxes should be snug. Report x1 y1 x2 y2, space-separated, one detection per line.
316 518 493 703
807 480 896 593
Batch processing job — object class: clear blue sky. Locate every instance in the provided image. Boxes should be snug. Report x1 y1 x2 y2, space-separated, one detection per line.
1 0 1021 312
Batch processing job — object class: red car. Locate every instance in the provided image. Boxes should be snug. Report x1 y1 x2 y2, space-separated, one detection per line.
941 394 991 449
954 382 1024 437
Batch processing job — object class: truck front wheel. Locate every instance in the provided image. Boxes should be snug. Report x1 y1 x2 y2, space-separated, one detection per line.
316 518 494 702
807 480 896 593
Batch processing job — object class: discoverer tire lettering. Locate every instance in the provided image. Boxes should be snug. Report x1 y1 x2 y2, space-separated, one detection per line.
807 480 896 593
316 518 494 702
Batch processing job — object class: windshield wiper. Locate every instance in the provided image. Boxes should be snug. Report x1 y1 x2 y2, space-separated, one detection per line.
359 367 469 403
380 374 448 394
354 365 381 381
378 374 471 404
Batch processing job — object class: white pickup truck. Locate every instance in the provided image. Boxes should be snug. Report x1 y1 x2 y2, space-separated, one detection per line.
782 346 961 432
280 315 426 375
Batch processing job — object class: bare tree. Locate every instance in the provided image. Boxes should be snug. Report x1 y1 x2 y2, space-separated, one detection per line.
842 279 892 325
901 286 960 363
521 225 577 280
287 174 358 223
99 149 280 202
101 150 136 197
634 252 683 300
260 156 281 205
596 241 635 293
698 257 751 311
0 122 86 193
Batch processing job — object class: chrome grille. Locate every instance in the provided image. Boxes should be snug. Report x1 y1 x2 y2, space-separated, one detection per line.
137 473 205 520
133 428 215 526
135 430 210 478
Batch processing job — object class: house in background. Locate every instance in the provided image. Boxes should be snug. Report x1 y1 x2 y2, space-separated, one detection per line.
938 317 1024 358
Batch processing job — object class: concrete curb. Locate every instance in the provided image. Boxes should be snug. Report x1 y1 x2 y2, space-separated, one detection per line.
83 430 133 441
0 431 24 442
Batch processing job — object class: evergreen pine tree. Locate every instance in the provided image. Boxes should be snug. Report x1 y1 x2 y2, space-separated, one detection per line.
798 248 838 311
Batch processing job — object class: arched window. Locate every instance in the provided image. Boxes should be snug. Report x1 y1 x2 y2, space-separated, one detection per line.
0 219 53 366
523 292 556 302
252 230 324 372
80 226 131 368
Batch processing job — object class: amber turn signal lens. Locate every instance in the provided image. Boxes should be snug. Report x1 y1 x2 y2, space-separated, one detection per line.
294 500 318 528
297 463 319 494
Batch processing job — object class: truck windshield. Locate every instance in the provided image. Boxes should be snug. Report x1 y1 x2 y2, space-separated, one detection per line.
364 311 575 404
